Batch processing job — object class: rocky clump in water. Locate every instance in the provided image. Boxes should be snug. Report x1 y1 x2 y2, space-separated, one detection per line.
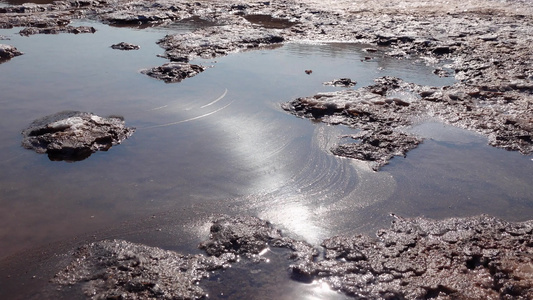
291 215 533 299
199 215 317 262
283 77 423 170
0 43 22 61
52 216 316 298
283 76 532 169
110 41 140 50
333 130 422 171
52 239 233 300
141 62 206 83
21 111 135 162
18 25 96 36
324 78 357 88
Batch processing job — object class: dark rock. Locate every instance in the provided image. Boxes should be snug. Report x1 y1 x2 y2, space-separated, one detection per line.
324 78 357 87
111 42 140 50
0 43 23 61
290 215 533 300
52 239 233 300
21 111 135 162
141 62 206 83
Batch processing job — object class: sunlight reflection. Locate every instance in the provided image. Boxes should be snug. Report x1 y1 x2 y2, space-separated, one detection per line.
306 279 339 300
259 196 325 244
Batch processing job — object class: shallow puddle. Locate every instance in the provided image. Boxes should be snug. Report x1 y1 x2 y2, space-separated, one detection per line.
0 16 531 300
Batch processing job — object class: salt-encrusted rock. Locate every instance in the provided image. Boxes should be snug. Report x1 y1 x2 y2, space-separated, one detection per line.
21 111 135 161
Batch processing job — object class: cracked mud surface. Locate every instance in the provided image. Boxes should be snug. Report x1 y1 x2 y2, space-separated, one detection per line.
54 215 533 299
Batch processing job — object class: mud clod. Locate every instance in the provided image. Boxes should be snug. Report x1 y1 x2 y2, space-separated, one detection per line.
199 215 318 262
324 78 357 88
21 111 135 161
111 42 140 50
0 43 22 62
141 62 206 83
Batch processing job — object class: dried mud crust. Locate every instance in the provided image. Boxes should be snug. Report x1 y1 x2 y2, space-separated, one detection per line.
283 75 533 169
292 215 533 300
52 239 234 300
54 215 533 300
52 216 317 299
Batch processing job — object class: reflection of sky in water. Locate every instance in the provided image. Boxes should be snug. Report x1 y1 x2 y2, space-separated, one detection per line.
0 18 532 300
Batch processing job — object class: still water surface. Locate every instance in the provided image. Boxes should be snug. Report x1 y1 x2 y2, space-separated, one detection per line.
0 18 531 299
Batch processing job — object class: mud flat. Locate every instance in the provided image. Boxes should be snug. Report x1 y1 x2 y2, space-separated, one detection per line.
53 215 533 299
1 0 531 166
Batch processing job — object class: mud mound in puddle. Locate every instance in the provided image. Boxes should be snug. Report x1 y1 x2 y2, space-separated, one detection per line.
283 76 533 170
21 111 135 162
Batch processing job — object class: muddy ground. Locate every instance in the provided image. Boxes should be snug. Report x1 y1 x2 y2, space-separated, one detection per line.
1 0 532 299
53 215 533 299
1 0 531 167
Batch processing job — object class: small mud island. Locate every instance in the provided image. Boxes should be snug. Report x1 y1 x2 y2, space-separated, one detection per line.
21 111 135 161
